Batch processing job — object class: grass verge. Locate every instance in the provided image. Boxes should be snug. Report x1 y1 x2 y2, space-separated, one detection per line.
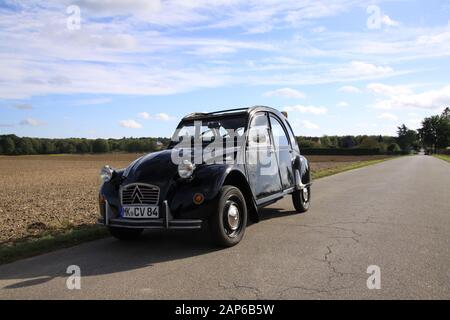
433 154 450 163
0 157 392 265
312 158 390 179
0 225 108 265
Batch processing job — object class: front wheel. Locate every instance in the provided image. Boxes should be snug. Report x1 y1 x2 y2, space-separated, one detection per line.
209 186 247 247
108 227 143 241
292 186 311 213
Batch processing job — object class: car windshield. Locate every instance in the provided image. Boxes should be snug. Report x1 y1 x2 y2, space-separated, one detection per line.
169 115 248 148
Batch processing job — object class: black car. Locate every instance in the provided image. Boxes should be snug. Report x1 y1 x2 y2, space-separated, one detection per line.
98 106 312 247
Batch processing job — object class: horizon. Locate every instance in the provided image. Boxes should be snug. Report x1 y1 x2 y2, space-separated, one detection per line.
1 1 450 139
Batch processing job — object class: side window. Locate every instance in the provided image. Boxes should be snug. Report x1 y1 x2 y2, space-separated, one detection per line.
248 113 270 147
269 116 290 150
285 120 300 153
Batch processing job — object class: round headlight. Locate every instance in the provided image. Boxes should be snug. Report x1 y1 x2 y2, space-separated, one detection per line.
100 165 115 182
178 159 195 179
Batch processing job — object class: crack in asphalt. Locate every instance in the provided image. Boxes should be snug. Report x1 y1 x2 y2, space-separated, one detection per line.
275 222 366 298
218 281 262 299
275 240 363 299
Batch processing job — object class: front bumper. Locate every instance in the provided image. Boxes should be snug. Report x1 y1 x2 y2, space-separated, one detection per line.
98 200 203 230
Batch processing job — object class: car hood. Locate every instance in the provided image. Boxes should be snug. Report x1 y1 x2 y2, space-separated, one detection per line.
121 145 242 186
122 150 178 185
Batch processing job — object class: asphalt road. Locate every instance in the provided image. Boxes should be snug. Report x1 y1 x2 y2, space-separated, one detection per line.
1 155 449 300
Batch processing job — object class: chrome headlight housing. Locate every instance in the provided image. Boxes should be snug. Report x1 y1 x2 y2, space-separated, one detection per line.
100 165 115 182
178 159 195 179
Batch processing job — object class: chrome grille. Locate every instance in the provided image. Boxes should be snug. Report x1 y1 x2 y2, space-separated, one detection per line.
121 183 160 206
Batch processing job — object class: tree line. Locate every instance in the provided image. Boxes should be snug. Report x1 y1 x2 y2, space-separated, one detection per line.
298 108 450 155
0 136 171 155
1 108 448 156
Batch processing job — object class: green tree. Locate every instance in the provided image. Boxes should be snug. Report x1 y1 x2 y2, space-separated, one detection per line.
1 137 15 154
31 139 42 154
297 138 322 149
16 138 35 155
320 136 331 147
341 136 356 148
41 140 56 154
92 139 110 153
358 137 380 149
419 110 450 152
387 143 401 153
438 107 450 148
76 140 91 153
126 139 146 152
57 141 76 153
442 107 450 119
397 124 418 151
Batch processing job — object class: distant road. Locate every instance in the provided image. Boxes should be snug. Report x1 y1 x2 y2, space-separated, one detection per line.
1 155 449 299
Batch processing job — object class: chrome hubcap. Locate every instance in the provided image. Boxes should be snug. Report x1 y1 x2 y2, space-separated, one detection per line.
227 203 240 231
302 188 309 202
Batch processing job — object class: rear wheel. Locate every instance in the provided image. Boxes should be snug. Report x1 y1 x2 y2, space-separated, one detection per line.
108 227 143 240
210 186 247 247
292 186 311 213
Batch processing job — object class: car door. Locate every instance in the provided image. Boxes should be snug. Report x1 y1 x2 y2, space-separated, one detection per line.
269 114 295 190
246 112 283 199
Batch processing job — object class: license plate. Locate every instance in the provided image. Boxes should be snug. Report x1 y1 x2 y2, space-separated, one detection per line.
121 206 159 219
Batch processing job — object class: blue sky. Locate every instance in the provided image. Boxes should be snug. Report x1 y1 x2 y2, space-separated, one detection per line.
0 0 450 138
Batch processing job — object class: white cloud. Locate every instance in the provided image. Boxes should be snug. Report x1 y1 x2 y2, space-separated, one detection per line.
337 101 349 108
0 2 420 101
381 15 400 27
72 0 162 16
119 119 142 129
405 116 423 130
138 112 175 121
417 29 450 45
0 0 446 105
154 113 175 121
20 118 46 126
338 86 361 94
299 120 320 130
377 113 398 121
245 24 273 34
372 84 450 111
311 26 327 33
264 88 306 99
367 83 413 97
138 112 151 120
332 61 394 79
284 105 328 115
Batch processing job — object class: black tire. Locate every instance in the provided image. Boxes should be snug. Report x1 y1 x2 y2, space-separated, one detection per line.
108 227 143 241
292 186 311 213
209 186 247 247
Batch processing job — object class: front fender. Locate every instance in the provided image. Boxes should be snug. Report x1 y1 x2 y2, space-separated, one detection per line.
170 164 233 219
99 169 125 219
